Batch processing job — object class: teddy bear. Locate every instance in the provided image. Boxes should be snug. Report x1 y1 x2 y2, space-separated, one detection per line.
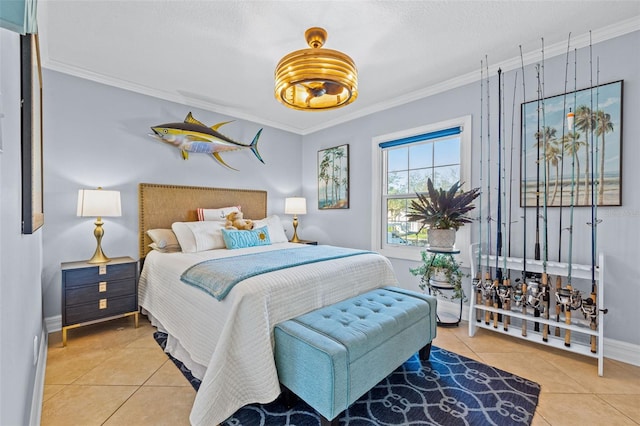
224 211 254 230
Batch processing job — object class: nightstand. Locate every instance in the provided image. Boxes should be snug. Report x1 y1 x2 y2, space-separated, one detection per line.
291 239 318 245
61 256 138 346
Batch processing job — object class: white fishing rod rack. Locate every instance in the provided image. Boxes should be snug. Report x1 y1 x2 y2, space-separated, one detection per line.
468 244 605 376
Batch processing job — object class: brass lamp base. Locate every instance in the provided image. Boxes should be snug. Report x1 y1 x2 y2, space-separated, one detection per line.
87 218 112 264
87 245 111 264
290 215 301 243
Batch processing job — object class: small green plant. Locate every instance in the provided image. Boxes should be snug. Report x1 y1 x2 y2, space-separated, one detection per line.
410 251 467 301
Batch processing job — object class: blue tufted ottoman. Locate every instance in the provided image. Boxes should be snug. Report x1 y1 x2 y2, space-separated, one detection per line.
274 286 437 426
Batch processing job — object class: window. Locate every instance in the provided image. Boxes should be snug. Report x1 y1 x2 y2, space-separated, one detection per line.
371 116 472 262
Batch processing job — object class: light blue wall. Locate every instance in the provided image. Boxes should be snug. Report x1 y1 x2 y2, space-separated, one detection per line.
0 28 44 425
39 31 639 348
41 70 303 319
301 31 640 346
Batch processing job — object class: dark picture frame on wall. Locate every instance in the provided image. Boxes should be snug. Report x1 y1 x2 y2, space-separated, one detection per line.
21 33 44 234
318 144 349 209
520 80 623 208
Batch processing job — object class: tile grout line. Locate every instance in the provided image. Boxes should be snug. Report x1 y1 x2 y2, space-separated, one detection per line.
593 393 640 425
100 358 188 425
99 384 144 426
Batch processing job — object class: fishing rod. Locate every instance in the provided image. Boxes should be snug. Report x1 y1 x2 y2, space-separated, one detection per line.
493 67 504 330
530 62 543 334
508 72 518 264
495 67 503 283
534 60 542 265
540 37 551 343
584 34 601 353
517 45 528 337
557 46 581 348
555 33 572 338
483 56 495 326
475 59 485 323
500 71 518 333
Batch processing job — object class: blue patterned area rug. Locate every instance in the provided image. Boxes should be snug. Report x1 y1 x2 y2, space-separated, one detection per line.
154 331 540 425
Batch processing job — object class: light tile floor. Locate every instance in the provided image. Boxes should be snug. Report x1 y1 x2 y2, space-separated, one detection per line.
43 316 640 425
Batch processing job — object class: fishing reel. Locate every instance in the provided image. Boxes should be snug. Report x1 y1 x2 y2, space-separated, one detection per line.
555 287 583 312
511 281 526 308
481 278 495 301
497 284 511 306
472 277 482 293
581 297 598 320
472 277 489 303
526 279 547 313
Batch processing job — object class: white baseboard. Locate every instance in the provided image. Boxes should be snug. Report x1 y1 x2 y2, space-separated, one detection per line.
437 299 640 367
45 315 61 333
47 302 640 368
604 337 640 367
29 326 48 426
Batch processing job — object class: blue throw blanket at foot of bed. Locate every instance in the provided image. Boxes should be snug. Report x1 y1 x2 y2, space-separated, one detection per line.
180 245 372 300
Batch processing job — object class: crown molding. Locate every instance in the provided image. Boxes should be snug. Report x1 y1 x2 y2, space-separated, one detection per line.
41 17 639 136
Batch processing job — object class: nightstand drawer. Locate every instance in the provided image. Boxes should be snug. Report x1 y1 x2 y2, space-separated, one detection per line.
65 278 136 305
63 262 136 286
65 294 137 325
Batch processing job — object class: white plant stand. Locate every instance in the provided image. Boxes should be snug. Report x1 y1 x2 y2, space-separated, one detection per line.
426 248 463 327
468 244 606 376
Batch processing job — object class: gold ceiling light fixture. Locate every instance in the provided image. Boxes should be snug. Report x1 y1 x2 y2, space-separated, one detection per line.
275 27 358 111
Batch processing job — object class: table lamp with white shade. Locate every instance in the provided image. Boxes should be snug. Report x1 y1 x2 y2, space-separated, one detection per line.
284 197 307 243
77 187 121 263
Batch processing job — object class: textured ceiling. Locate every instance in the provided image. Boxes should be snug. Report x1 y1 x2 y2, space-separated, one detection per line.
37 1 640 134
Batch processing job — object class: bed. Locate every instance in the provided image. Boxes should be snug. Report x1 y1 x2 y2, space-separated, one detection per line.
137 183 400 425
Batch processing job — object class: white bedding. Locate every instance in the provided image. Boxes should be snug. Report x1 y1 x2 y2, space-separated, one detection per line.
138 242 400 425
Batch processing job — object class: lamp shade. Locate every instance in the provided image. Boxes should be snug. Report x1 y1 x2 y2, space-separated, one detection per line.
77 189 122 217
285 197 307 215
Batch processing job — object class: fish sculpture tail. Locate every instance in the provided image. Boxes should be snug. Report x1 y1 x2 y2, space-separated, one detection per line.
250 129 264 164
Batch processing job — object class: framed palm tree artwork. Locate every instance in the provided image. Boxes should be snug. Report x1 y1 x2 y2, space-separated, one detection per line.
318 144 349 209
520 80 622 207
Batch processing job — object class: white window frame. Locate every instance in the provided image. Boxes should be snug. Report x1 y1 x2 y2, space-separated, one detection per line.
371 115 472 265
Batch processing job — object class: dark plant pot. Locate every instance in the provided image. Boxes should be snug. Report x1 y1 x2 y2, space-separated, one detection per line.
428 228 456 250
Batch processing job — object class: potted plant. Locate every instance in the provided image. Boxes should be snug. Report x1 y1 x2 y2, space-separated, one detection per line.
408 178 480 301
410 250 467 301
407 178 480 250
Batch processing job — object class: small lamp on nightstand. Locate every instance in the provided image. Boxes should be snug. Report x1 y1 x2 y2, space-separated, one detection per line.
285 197 307 243
77 187 122 264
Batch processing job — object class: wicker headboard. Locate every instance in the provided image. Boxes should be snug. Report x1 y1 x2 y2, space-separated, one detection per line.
138 183 267 259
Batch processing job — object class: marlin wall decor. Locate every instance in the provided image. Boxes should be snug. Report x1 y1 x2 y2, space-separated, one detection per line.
149 112 264 170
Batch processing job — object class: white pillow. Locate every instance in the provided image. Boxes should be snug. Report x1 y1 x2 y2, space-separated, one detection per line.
253 215 288 243
172 221 226 252
148 242 181 253
171 222 197 253
146 228 181 251
197 206 241 221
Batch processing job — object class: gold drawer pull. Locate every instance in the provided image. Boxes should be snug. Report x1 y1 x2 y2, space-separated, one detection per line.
99 299 107 309
99 281 107 292
99 265 107 275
